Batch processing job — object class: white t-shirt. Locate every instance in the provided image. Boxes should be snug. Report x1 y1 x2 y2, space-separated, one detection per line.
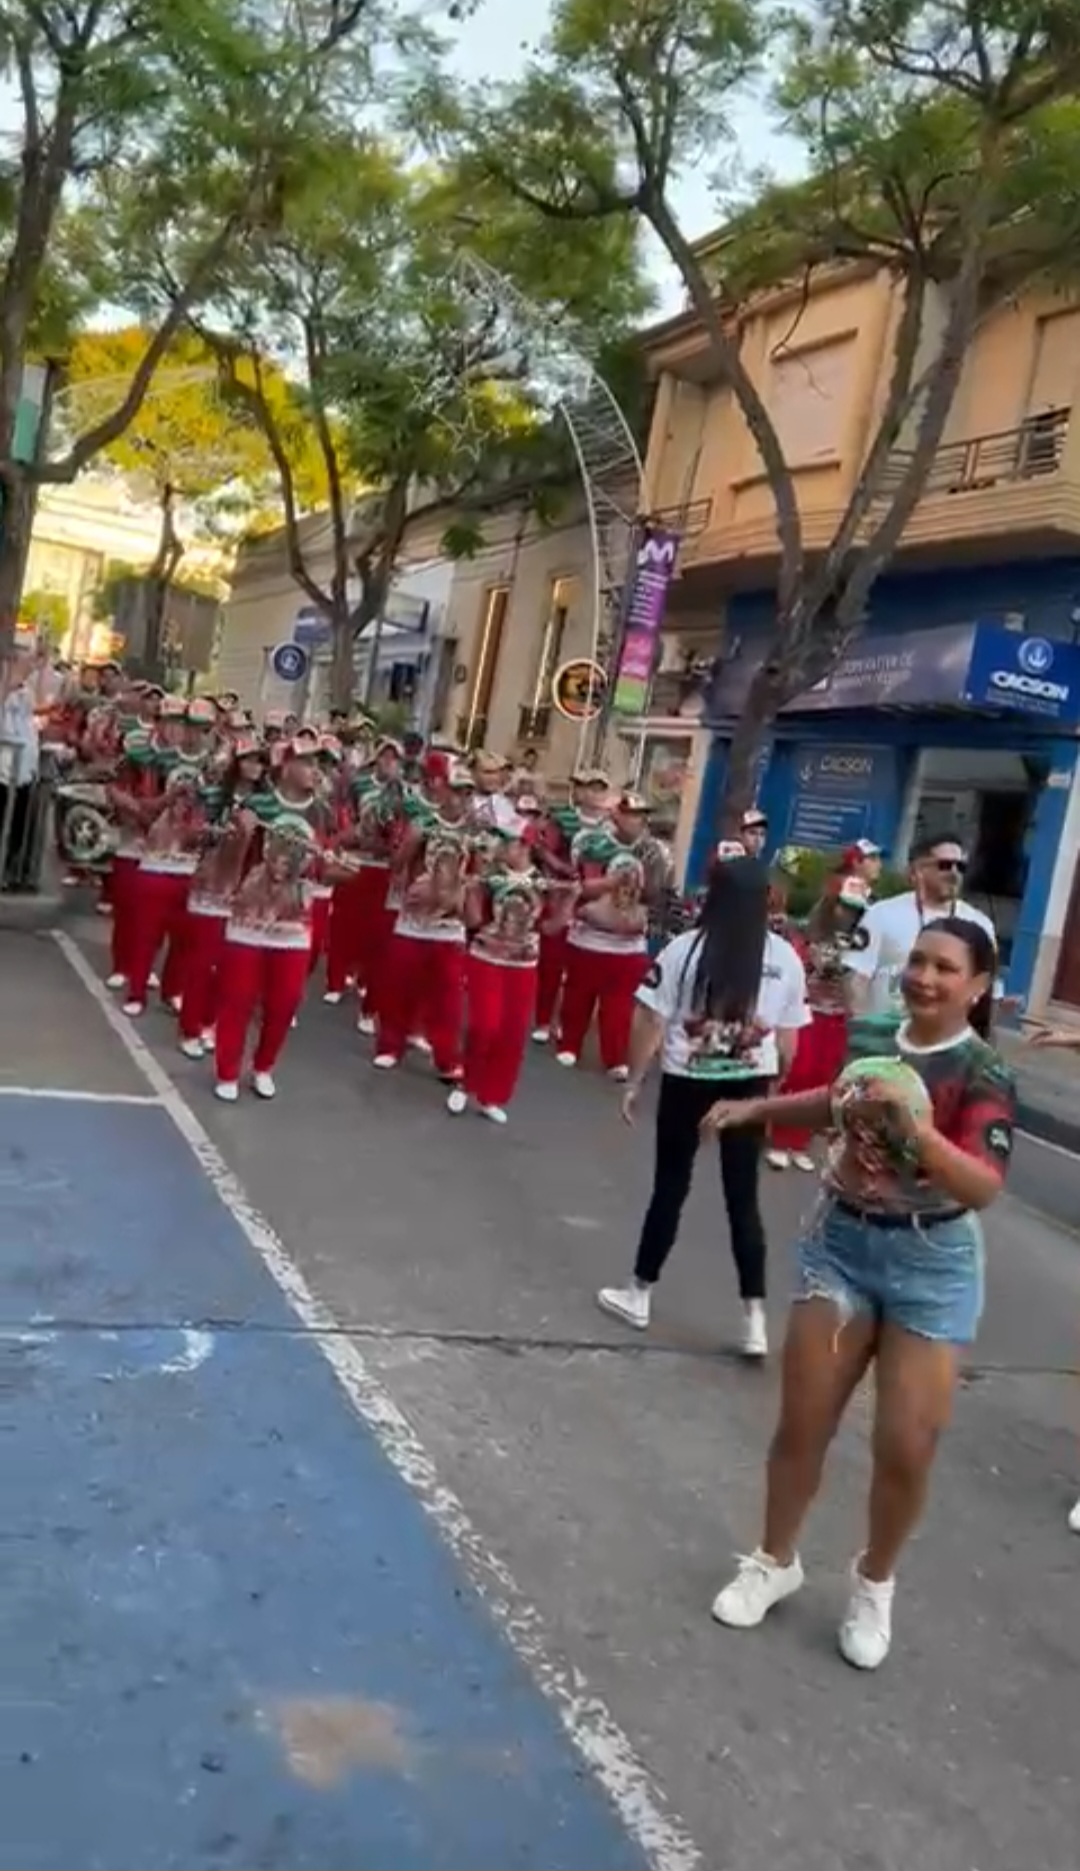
842 892 998 1017
638 928 810 1080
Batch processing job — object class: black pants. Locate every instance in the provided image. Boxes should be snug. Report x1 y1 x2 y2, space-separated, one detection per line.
634 1073 770 1299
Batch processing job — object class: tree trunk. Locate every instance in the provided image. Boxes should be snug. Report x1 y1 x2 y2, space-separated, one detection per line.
720 670 784 831
143 483 183 684
0 476 36 653
329 604 356 714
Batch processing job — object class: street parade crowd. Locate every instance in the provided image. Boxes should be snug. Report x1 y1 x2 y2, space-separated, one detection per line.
30 657 1080 1673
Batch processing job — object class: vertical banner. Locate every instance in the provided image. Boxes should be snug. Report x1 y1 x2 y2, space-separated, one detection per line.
610 522 680 717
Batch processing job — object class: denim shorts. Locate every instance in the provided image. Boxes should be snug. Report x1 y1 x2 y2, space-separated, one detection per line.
795 1198 985 1344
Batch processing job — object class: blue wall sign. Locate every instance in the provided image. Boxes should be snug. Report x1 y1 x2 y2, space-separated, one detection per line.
962 627 1080 725
786 744 896 850
269 641 310 684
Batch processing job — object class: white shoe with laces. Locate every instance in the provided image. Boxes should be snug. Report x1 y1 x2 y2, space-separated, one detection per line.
838 1560 894 1670
372 1053 397 1070
322 990 343 1005
597 1283 651 1330
179 1037 205 1060
531 1026 550 1044
446 1087 468 1116
106 973 126 991
792 1151 816 1172
409 1034 432 1055
479 1103 508 1125
555 1051 577 1068
765 1148 790 1170
1068 1497 1080 1533
214 1081 239 1104
741 1300 768 1358
608 1065 630 1082
252 1071 276 1100
357 1013 376 1036
122 1000 145 1018
711 1549 804 1627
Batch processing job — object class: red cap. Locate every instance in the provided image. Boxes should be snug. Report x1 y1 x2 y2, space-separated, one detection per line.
422 749 451 784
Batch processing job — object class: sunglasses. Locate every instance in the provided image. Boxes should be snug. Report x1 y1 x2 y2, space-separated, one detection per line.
931 857 967 874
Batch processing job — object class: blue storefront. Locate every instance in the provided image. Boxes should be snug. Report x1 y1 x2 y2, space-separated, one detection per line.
688 562 1080 1005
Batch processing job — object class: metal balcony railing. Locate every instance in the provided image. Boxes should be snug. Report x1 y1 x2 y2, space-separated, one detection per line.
517 703 552 743
880 408 1070 498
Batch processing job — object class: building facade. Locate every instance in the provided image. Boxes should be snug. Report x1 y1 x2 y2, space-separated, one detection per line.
635 259 1080 1015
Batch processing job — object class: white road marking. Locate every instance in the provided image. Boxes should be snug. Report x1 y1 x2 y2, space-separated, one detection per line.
154 1328 215 1375
53 929 701 1871
0 1085 160 1104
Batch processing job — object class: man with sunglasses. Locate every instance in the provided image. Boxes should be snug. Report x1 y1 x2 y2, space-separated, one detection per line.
843 833 997 1027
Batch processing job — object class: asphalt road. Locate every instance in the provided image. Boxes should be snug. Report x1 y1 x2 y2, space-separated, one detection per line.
3 924 1077 1871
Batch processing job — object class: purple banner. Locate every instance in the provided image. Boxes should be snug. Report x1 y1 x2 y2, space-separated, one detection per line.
611 524 680 716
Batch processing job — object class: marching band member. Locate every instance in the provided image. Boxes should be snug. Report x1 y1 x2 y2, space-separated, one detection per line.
324 735 404 1008
532 769 611 1043
556 849 650 1078
454 825 544 1124
213 815 316 1102
176 735 267 1058
374 762 474 1079
121 698 213 1016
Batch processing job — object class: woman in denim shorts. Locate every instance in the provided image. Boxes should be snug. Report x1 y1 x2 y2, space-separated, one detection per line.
702 917 1014 1672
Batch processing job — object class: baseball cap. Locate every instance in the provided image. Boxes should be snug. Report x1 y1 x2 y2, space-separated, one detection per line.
448 763 476 790
741 807 768 830
618 790 649 813
185 698 216 727
841 839 882 864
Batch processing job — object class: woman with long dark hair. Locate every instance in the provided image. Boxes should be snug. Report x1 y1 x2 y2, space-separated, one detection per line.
597 856 810 1356
705 917 1012 1670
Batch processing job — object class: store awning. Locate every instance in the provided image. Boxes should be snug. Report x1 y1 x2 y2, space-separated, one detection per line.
707 620 1080 726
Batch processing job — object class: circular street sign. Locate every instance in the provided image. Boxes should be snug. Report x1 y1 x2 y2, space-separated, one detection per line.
270 641 310 684
551 657 607 721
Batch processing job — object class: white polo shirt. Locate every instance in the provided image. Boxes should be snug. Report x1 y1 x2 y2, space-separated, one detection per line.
638 928 810 1080
842 891 998 1017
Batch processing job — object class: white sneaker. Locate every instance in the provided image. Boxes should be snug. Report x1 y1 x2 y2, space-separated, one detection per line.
214 1081 239 1104
121 1000 145 1018
531 1026 550 1044
793 1152 816 1172
373 1053 398 1070
608 1065 630 1083
322 990 343 1006
357 1013 376 1036
1068 1497 1080 1533
179 1036 205 1060
446 1087 468 1115
711 1549 805 1628
838 1560 894 1670
106 972 126 991
741 1300 768 1358
597 1283 651 1330
479 1103 508 1125
409 1034 432 1055
765 1148 790 1170
555 1051 577 1068
252 1071 276 1100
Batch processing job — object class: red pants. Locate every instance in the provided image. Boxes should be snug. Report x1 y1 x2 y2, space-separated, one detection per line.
353 866 395 1013
558 944 646 1071
376 933 465 1077
126 869 192 1007
108 853 141 979
325 877 365 994
178 912 227 1041
214 940 310 1084
535 928 569 1031
463 956 536 1109
307 892 332 979
771 1010 848 1149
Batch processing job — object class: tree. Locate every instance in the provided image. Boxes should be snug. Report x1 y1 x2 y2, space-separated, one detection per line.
62 326 331 676
195 133 648 710
18 586 69 647
0 0 376 653
431 0 1080 821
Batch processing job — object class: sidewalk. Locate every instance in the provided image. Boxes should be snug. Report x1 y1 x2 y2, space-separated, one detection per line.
997 1026 1080 1151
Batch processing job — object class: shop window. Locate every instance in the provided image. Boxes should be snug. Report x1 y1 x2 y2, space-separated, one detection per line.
767 337 854 466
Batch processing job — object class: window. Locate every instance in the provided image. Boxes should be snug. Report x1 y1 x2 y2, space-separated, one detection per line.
531 576 577 711
1025 309 1080 418
464 587 509 747
767 337 854 465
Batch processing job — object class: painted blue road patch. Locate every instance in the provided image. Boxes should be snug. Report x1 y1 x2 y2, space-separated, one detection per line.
0 1099 649 1871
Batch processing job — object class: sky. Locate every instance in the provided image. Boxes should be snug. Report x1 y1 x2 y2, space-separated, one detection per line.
445 0 802 311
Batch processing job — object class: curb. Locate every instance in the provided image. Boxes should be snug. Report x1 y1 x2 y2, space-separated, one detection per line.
1016 1095 1080 1155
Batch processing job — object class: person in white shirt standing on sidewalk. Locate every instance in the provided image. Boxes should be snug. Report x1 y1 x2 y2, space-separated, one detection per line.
842 832 997 1037
597 856 810 1357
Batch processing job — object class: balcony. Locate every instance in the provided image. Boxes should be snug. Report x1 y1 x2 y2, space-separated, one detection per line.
517 703 552 743
673 408 1080 578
